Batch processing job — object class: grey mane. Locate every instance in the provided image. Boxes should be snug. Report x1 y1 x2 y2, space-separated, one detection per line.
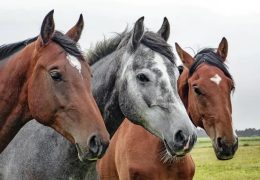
87 29 129 65
87 28 176 65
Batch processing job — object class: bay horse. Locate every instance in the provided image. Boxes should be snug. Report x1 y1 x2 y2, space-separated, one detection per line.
96 37 238 179
0 17 196 180
0 11 110 161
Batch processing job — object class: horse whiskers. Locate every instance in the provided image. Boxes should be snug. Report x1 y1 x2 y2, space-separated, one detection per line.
158 146 184 164
160 148 174 164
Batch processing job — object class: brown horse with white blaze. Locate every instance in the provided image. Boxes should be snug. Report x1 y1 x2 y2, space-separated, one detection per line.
176 38 238 160
0 10 109 161
97 36 237 179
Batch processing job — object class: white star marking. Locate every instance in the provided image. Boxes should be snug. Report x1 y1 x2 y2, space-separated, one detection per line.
67 55 82 74
210 74 222 85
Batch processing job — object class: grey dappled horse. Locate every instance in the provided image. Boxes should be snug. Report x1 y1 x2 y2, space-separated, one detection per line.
0 17 196 180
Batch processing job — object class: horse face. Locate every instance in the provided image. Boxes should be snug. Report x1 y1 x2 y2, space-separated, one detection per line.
117 18 196 157
188 65 238 160
118 44 196 157
176 38 238 160
27 11 109 162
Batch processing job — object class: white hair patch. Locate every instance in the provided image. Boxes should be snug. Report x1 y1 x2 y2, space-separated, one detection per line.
67 55 81 74
153 53 174 94
210 74 222 85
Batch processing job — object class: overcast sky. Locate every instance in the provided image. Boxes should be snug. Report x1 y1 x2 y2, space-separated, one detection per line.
1 0 259 130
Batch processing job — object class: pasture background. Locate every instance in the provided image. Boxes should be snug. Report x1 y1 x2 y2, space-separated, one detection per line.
191 137 260 180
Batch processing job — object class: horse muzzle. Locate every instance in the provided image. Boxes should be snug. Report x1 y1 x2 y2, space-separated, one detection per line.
75 134 109 162
214 137 238 160
164 132 197 157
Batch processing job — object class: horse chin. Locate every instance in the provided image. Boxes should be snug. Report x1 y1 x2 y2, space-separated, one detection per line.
162 134 196 158
213 144 236 160
163 139 187 157
216 153 234 160
75 143 99 162
160 146 185 164
163 139 175 156
214 148 234 160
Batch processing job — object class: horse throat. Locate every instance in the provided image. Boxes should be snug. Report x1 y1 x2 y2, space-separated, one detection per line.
177 69 189 110
177 69 201 127
91 54 125 137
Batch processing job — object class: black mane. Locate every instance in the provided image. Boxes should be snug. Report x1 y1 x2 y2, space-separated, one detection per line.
87 29 175 65
142 31 175 64
0 37 37 60
52 31 84 60
0 31 84 61
190 48 233 81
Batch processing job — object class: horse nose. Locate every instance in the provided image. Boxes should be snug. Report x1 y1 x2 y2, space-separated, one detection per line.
163 132 196 157
88 134 109 158
217 137 228 150
173 130 197 154
174 130 187 148
215 137 238 160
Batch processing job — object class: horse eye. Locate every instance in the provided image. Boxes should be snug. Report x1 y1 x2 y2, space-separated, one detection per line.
137 73 150 82
193 86 203 95
50 70 62 81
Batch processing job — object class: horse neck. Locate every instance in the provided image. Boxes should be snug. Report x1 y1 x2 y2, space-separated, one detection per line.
91 50 125 137
0 43 35 152
178 68 189 109
178 68 203 128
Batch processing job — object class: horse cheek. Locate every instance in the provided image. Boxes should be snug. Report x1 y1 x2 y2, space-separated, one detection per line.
27 72 55 125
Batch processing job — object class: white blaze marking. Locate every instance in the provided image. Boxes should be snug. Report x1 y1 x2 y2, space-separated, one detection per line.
210 74 222 85
67 55 81 74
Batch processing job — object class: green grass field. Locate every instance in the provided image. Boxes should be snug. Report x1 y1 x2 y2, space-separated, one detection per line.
191 137 260 180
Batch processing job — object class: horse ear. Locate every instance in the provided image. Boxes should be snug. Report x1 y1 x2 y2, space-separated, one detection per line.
217 37 228 62
157 17 170 41
131 17 144 50
66 14 84 42
40 10 55 45
175 42 194 69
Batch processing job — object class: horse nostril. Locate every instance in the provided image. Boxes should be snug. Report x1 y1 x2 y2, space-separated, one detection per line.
175 130 184 142
217 137 223 148
88 134 100 154
88 135 109 158
174 130 187 147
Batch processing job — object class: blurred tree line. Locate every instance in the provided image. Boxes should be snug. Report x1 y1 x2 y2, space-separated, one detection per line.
197 128 260 137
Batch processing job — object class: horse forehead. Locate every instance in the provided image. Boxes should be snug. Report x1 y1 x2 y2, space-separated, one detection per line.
196 64 224 84
67 55 82 74
152 53 177 79
152 53 177 94
132 47 156 69
210 74 222 85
